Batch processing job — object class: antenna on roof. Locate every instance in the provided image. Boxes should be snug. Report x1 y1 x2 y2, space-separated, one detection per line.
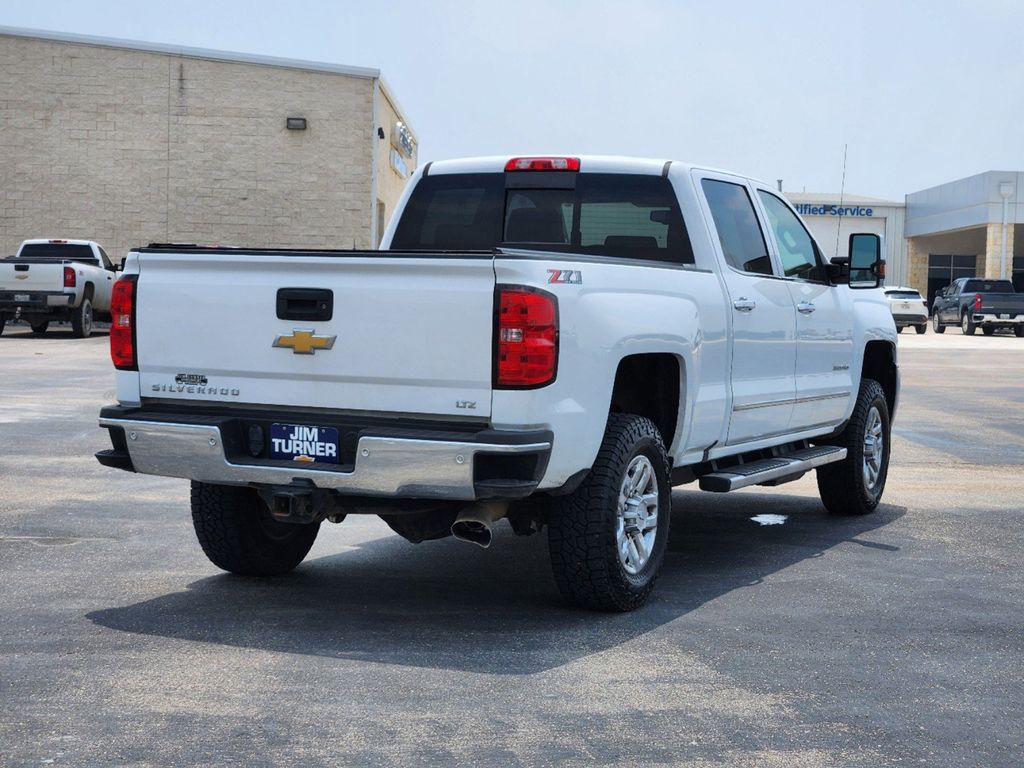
833 143 848 260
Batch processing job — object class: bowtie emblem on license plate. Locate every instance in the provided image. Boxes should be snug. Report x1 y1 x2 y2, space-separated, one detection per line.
273 329 337 355
270 424 340 464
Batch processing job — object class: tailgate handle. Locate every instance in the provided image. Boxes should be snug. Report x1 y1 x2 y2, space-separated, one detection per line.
276 288 333 321
14 264 28 272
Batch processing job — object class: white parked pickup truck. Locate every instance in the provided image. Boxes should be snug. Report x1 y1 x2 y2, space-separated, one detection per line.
96 156 898 611
0 239 117 337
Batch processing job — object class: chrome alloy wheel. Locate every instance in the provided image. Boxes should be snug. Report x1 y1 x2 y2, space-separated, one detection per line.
862 406 884 492
83 302 93 335
616 455 659 575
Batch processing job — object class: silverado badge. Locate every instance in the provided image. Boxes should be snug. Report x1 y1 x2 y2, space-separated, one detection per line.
273 329 337 355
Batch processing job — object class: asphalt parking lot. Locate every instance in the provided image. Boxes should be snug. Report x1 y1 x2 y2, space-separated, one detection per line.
1 325 1022 767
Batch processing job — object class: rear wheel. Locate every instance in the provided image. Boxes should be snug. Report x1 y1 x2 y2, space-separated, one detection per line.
933 313 945 333
895 326 903 333
0 315 6 336
30 321 49 335
816 379 890 516
915 324 927 335
961 312 975 336
547 413 671 611
982 326 995 336
71 298 93 338
190 482 320 576
1016 326 1024 338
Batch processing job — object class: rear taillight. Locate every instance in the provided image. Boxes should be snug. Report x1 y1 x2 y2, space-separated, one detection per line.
495 287 558 388
110 276 137 370
974 293 983 310
504 156 580 172
63 266 76 288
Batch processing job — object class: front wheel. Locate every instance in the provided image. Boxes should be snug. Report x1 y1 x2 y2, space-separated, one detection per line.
547 414 671 611
915 324 927 335
71 298 93 338
30 321 49 335
190 482 320 576
933 313 945 333
961 312 975 336
816 379 891 516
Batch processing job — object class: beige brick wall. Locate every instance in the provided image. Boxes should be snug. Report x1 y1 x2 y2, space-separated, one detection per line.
373 85 417 243
906 236 929 296
0 34 385 260
983 222 1014 279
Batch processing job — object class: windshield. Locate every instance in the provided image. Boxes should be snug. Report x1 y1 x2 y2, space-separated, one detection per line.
19 243 96 264
963 279 1015 293
391 172 695 264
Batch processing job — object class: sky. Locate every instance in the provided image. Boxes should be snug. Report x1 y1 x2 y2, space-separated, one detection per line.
2 0 1022 200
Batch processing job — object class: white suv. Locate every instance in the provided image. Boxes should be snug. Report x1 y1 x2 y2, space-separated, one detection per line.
884 286 928 334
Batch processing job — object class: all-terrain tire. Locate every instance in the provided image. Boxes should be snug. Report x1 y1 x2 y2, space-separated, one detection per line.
71 297 93 338
30 321 49 335
816 379 890 516
933 313 945 333
547 413 671 612
190 482 320 576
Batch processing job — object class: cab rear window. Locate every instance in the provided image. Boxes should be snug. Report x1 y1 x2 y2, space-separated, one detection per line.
391 172 694 264
19 243 96 263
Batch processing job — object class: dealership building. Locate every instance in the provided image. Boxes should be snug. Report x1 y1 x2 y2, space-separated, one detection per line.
789 172 1023 301
0 26 418 261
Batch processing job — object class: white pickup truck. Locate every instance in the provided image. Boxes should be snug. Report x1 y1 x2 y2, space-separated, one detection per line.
96 156 898 611
0 239 117 337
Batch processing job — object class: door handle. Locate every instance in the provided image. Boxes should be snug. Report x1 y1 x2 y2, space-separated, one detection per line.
732 298 756 312
797 301 816 314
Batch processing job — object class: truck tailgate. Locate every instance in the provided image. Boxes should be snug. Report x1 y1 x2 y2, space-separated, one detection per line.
0 261 64 292
134 252 496 418
980 294 1024 314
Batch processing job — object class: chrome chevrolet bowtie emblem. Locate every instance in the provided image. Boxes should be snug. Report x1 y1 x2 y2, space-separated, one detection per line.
273 329 337 355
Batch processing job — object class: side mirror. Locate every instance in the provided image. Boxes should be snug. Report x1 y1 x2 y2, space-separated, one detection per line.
848 233 883 289
115 261 124 273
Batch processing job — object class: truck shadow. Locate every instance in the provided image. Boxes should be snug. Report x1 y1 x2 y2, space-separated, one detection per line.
0 328 109 339
87 490 904 675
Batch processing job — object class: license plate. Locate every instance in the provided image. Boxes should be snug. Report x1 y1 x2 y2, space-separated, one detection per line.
14 294 29 302
1000 314 1011 319
269 423 340 464
901 303 910 309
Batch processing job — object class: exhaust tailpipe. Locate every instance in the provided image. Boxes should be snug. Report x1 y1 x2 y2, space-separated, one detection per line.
451 501 509 548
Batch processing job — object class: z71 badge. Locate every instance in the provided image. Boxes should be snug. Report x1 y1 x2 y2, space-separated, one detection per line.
547 269 582 285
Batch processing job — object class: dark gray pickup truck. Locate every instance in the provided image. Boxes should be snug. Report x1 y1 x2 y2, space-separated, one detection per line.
931 278 1024 336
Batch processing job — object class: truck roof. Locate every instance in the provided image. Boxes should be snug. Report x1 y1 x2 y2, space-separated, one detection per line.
20 238 100 247
426 155 760 183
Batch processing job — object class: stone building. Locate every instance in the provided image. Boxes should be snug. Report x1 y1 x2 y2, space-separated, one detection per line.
0 26 417 261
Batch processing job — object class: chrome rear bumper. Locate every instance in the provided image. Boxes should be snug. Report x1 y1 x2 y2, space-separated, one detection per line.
98 414 551 501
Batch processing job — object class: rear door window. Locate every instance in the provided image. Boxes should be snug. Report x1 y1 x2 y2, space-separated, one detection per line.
391 172 694 264
700 179 773 275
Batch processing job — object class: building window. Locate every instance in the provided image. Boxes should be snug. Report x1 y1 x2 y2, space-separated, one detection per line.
927 254 976 305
